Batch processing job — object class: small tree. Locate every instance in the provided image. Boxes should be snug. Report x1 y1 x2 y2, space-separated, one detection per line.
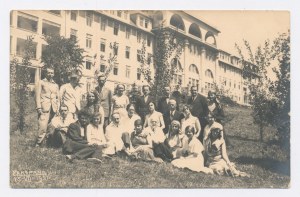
41 35 85 86
10 36 35 133
94 42 119 86
138 22 184 102
236 32 290 149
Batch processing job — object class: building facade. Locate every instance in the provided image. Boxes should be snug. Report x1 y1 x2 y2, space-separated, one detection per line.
10 10 253 105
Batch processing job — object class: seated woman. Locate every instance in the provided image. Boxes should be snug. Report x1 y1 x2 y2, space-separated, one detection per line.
204 127 230 175
171 126 213 174
130 119 163 163
204 128 248 177
144 102 165 130
153 120 184 162
181 104 201 138
86 112 110 154
203 112 223 144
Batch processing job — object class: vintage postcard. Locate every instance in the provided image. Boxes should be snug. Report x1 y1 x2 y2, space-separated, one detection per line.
9 9 290 190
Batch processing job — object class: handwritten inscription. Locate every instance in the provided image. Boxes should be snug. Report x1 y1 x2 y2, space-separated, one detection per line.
12 170 57 183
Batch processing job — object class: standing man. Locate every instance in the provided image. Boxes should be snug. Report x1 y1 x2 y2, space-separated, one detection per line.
187 85 209 142
136 85 155 123
60 72 82 119
35 67 60 147
157 86 171 115
162 99 183 134
93 74 112 131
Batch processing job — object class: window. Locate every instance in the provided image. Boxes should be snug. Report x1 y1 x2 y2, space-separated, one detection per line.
114 24 119 35
126 28 130 39
86 34 92 49
17 13 38 32
100 39 106 52
140 17 144 27
113 66 118 75
86 61 92 70
137 50 142 62
145 19 148 28
71 11 77 21
70 29 77 40
16 38 37 59
137 68 141 80
125 46 130 59
28 67 36 84
137 32 141 43
117 11 122 17
100 64 106 72
86 12 92 27
126 65 131 78
49 10 61 15
110 11 115 15
42 20 60 36
100 18 106 31
113 44 119 56
147 37 151 47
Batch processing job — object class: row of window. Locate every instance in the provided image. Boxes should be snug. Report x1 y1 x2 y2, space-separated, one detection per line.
17 13 61 36
96 63 142 80
219 76 241 89
219 62 241 76
15 12 153 47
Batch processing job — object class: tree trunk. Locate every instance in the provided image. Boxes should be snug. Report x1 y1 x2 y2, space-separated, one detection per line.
259 124 264 142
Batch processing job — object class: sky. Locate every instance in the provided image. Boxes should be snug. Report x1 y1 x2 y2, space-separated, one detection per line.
187 10 290 56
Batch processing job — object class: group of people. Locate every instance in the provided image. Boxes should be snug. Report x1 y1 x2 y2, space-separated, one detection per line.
35 67 248 177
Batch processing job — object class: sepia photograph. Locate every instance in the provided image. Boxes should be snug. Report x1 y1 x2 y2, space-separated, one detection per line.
8 8 291 189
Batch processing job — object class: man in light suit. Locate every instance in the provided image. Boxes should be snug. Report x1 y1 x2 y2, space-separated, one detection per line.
35 67 60 146
187 85 209 142
60 72 82 119
93 74 112 131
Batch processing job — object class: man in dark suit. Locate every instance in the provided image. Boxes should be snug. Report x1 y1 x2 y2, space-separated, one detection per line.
187 85 209 142
163 99 183 134
157 86 171 115
135 85 155 123
62 110 103 163
93 74 112 131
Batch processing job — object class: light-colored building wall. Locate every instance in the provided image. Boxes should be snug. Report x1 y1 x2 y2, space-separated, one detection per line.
10 10 255 105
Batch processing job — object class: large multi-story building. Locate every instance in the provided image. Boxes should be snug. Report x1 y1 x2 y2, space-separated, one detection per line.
10 10 255 105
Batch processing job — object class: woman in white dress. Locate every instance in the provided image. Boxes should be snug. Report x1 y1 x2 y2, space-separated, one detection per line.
144 101 165 130
171 125 213 174
181 104 201 138
124 103 141 135
86 112 110 156
112 84 130 122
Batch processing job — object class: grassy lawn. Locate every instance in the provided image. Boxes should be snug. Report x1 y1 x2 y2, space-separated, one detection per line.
10 101 290 188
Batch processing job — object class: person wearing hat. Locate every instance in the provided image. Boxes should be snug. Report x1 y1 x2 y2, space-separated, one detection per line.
60 71 82 119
